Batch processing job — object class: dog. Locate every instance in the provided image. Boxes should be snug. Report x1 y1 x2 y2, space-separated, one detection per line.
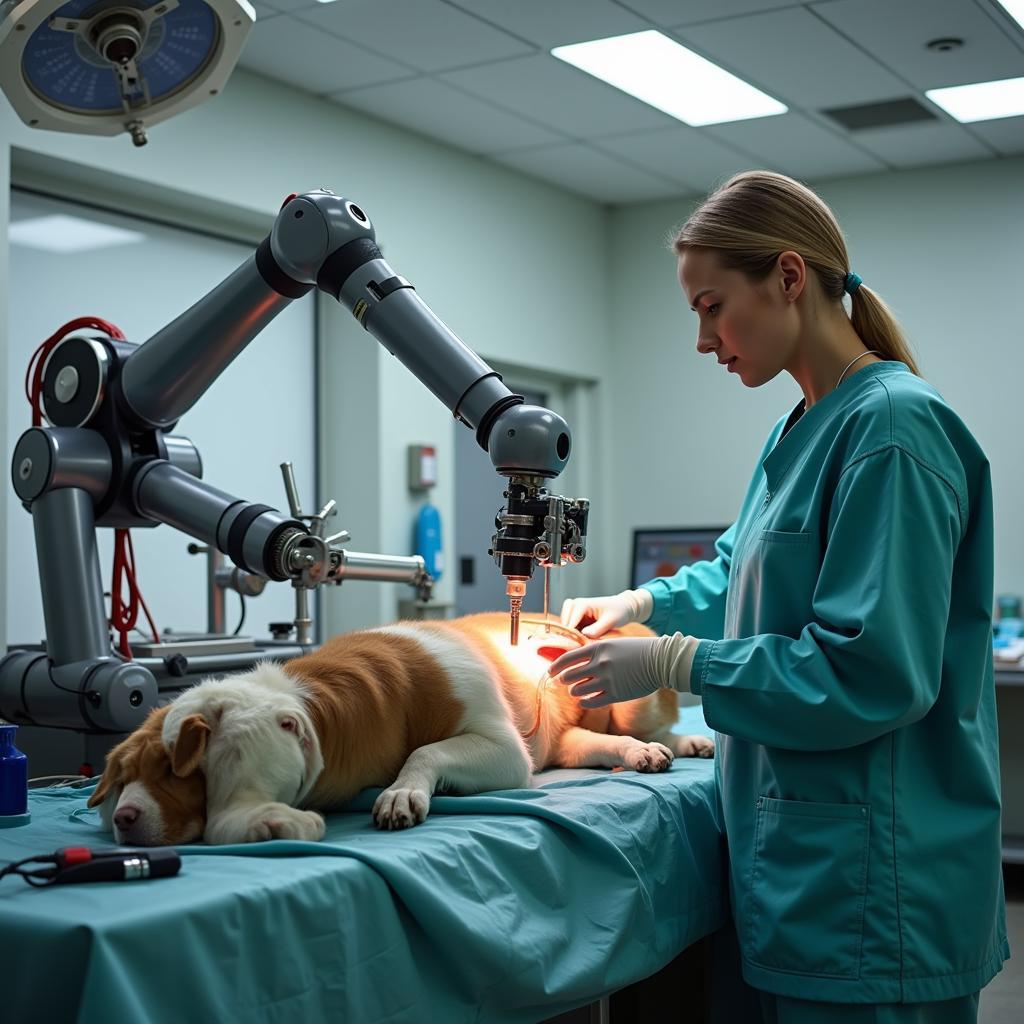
88 613 714 845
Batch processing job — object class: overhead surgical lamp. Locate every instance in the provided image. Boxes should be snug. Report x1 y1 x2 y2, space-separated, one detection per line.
0 0 254 145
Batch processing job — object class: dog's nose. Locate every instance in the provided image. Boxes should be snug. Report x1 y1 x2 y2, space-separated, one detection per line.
114 804 141 830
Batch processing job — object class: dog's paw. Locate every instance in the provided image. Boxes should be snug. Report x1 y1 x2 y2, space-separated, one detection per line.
242 804 325 843
373 786 430 830
624 741 674 773
674 733 716 759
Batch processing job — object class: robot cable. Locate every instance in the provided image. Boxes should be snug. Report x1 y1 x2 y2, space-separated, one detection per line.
26 318 160 660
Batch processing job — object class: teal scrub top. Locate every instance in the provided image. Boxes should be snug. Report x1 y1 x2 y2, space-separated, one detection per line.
641 361 1008 1004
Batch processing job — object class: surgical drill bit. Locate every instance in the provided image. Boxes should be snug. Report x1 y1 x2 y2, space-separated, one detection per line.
506 579 526 646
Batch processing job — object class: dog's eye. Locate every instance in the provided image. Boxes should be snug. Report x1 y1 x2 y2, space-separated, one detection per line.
280 717 297 732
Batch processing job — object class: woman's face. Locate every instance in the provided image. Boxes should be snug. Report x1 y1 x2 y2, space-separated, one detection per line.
677 247 802 388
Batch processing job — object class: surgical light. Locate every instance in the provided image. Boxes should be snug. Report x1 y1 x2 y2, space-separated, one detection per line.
551 30 787 127
0 0 255 146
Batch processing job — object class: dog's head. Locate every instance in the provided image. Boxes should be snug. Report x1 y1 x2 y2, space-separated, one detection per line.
87 704 208 846
161 663 324 832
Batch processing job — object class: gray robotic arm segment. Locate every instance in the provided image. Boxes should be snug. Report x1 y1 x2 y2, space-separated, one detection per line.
132 460 304 581
33 487 111 665
270 192 377 283
486 404 573 477
116 187 573 481
320 241 573 478
13 427 113 504
271 190 572 478
118 255 303 430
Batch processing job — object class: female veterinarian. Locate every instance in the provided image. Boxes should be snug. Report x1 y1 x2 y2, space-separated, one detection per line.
550 171 1008 1023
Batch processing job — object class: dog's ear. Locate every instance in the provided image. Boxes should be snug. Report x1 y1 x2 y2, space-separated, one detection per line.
171 713 211 778
87 752 122 807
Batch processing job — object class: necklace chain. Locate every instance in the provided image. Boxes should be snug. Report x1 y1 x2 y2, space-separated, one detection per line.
836 350 881 391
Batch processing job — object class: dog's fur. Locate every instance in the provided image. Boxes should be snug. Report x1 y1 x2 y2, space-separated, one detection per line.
88 613 713 845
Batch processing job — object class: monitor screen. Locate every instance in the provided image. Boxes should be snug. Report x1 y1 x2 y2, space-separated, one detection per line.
630 527 727 590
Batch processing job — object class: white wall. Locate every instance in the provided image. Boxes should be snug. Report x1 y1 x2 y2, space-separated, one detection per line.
607 157 1024 599
0 68 613 646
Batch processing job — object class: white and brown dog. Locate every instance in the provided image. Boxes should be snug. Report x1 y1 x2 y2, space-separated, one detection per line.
88 613 713 845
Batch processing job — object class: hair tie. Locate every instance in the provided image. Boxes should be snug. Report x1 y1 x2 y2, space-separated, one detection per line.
844 271 863 295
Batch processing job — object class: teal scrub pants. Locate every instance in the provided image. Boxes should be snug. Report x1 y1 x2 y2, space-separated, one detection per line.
757 991 980 1023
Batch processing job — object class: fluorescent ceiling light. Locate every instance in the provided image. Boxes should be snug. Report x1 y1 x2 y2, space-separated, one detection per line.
996 1 1024 32
926 76 1024 123
551 30 787 127
9 214 145 253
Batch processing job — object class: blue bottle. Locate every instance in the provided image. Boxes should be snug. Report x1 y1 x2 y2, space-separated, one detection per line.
415 503 443 582
0 723 30 827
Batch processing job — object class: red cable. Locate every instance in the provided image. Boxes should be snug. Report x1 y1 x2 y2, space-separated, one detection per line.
27 319 159 660
25 317 125 427
110 530 161 658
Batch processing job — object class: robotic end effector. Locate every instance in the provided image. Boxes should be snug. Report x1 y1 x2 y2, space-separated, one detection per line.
485 404 589 645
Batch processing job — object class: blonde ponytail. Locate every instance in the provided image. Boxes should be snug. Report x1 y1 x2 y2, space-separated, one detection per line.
674 171 920 376
848 285 920 375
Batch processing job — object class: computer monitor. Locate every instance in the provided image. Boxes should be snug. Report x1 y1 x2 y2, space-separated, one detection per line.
630 527 727 590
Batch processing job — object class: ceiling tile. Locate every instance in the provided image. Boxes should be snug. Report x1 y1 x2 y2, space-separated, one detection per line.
852 121 993 168
297 0 532 73
441 53 673 136
331 77 562 153
239 15 412 93
593 125 756 192
675 6 907 108
814 0 1024 90
967 115 1024 155
616 1 798 26
444 0 648 48
493 142 687 203
706 112 886 179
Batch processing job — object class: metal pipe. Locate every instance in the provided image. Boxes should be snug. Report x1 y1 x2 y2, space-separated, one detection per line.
335 550 426 585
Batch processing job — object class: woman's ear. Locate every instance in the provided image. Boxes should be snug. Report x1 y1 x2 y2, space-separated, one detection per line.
777 250 806 303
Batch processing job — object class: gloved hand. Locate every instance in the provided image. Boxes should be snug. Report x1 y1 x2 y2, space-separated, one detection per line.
560 589 654 639
549 633 698 709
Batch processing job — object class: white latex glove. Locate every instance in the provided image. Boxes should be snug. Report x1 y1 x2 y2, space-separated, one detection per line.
549 632 698 709
560 589 654 639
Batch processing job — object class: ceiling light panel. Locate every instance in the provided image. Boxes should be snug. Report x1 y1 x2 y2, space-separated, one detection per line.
9 214 146 253
551 30 787 127
926 77 1024 123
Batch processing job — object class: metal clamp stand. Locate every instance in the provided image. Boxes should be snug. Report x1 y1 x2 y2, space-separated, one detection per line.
279 461 346 647
186 542 267 636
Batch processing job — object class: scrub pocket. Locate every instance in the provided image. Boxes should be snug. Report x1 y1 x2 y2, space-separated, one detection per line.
727 529 817 638
744 797 870 979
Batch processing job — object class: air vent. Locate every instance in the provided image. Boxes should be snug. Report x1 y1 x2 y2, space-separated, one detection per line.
821 97 938 131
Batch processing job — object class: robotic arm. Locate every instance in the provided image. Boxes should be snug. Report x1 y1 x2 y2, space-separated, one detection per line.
116 188 588 640
1 188 588 733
